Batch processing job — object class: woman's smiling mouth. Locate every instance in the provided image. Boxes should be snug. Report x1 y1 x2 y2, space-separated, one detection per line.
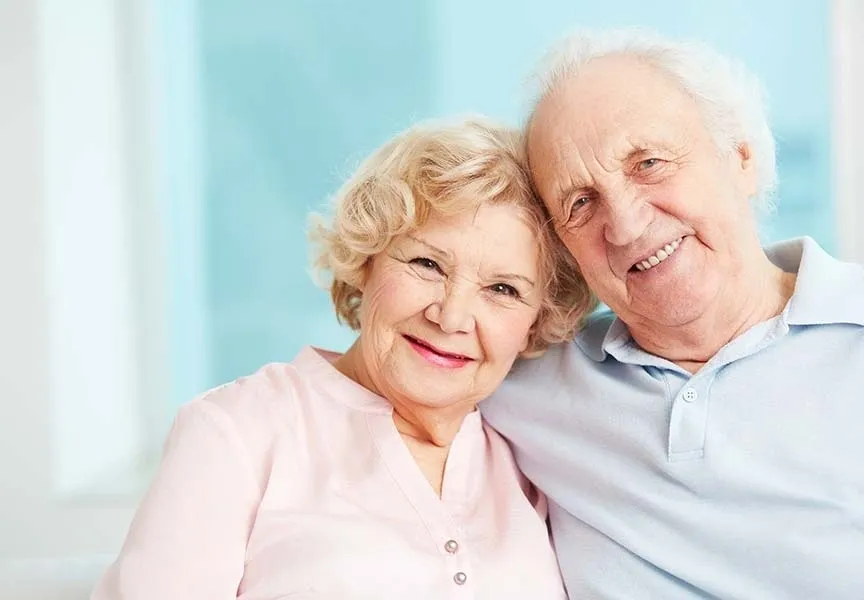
403 335 474 368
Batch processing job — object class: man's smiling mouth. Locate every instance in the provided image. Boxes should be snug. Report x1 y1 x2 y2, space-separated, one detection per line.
631 237 683 272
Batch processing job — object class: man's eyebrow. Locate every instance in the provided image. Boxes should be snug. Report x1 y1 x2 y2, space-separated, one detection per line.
622 147 655 162
554 146 656 208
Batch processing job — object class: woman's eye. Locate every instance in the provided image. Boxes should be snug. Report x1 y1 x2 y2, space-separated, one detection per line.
489 283 520 298
638 158 661 170
409 257 441 272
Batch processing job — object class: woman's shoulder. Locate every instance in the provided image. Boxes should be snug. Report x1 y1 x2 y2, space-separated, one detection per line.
171 345 381 468
184 346 368 437
192 349 326 429
148 347 342 501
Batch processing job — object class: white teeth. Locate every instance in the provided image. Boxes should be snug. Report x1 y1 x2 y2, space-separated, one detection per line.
634 237 683 272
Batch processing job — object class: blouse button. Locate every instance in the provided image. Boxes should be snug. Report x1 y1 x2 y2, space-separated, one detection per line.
444 539 459 554
453 571 467 585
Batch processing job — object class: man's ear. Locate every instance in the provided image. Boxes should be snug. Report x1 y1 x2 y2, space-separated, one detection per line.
735 141 759 198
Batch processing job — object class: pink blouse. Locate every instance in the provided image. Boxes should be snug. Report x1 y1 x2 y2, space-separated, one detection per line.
92 347 566 599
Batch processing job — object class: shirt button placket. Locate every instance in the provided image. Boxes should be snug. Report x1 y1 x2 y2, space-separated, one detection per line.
443 537 472 594
669 383 710 459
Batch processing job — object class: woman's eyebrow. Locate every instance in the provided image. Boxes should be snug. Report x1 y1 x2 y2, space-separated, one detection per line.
406 235 536 287
488 272 536 288
405 235 453 261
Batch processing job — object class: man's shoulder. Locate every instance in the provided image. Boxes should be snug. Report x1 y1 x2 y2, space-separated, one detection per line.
573 309 618 359
521 311 611 368
481 311 617 418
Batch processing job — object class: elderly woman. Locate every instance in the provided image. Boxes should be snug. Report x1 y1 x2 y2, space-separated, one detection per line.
92 118 594 599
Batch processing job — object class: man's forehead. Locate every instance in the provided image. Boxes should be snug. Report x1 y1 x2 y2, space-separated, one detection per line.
535 77 691 137
528 65 700 171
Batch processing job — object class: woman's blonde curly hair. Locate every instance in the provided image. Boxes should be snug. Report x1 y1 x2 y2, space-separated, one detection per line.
309 117 596 356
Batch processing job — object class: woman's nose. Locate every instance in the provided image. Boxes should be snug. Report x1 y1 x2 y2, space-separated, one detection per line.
424 283 476 334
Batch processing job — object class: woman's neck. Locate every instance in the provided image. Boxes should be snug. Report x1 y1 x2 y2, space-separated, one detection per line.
393 412 453 496
332 342 475 495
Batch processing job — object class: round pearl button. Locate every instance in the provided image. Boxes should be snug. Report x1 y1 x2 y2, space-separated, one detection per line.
444 539 459 554
453 571 467 585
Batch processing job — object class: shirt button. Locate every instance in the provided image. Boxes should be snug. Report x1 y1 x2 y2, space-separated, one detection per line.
453 572 467 585
682 388 698 403
444 539 459 554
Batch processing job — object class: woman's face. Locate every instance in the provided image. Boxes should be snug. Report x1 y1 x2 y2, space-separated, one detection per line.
355 202 542 413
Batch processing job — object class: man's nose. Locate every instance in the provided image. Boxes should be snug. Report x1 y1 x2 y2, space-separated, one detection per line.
603 190 652 247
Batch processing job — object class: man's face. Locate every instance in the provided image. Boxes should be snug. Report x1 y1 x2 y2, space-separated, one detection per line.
528 55 760 331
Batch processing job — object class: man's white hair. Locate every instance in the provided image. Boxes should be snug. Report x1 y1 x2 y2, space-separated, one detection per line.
526 28 777 210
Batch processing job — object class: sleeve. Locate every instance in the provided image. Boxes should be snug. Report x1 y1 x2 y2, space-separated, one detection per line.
91 399 262 600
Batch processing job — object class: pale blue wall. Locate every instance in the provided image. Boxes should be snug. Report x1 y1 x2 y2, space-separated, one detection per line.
171 0 832 393
198 1 436 385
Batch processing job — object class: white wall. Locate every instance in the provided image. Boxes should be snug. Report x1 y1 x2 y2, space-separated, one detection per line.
0 1 136 561
833 0 864 264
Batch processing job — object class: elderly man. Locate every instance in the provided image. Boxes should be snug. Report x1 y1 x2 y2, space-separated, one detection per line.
481 29 864 599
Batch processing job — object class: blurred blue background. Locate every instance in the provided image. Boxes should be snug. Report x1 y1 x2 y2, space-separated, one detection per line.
161 0 832 400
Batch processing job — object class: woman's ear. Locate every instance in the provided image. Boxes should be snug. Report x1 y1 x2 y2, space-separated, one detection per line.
516 323 538 359
355 257 372 292
519 331 531 353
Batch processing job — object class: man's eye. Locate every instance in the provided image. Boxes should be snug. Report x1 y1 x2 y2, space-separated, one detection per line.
638 158 661 170
409 257 441 272
489 283 520 298
564 196 591 225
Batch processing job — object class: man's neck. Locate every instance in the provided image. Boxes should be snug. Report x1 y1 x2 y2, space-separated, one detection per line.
628 261 798 374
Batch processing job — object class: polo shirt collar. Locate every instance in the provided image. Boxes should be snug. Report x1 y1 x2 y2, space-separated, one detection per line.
771 237 864 326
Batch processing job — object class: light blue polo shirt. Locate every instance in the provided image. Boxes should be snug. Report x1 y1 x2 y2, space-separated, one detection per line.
481 238 864 599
